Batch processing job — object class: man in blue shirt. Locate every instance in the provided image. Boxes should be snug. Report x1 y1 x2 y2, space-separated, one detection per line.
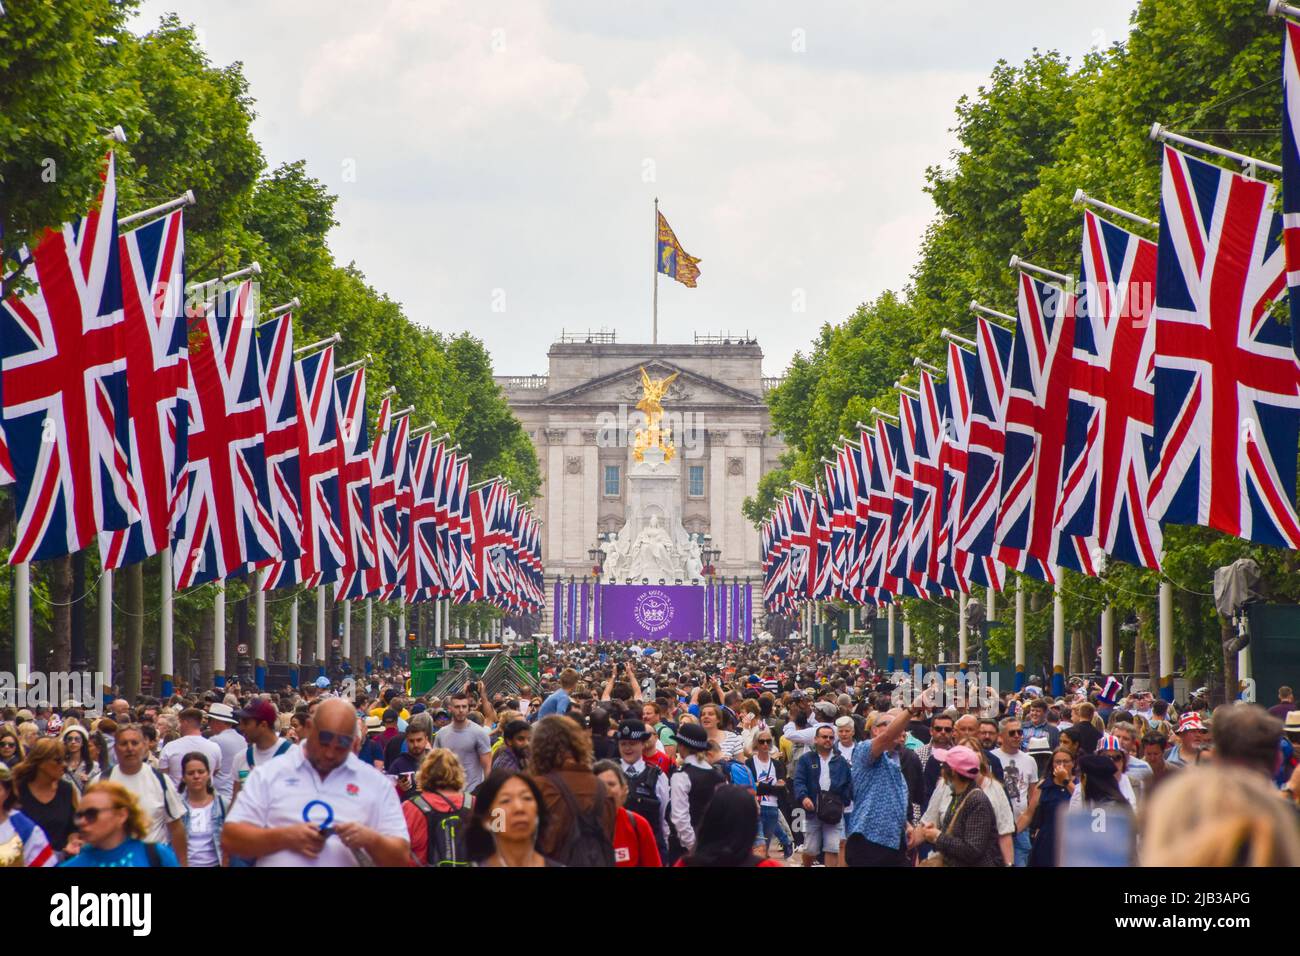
844 706 912 866
536 668 578 719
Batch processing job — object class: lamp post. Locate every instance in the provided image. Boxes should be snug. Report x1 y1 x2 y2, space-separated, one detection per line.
588 545 606 581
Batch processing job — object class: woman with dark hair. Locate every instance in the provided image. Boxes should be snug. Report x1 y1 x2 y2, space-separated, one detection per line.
1026 748 1075 867
179 752 226 868
60 726 99 795
588 707 618 761
0 725 22 769
1078 752 1129 809
675 784 781 867
528 716 616 865
12 738 77 855
86 732 111 779
468 770 558 867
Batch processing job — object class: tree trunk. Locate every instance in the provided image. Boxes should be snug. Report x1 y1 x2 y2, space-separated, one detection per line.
197 608 214 690
49 555 73 674
122 562 143 701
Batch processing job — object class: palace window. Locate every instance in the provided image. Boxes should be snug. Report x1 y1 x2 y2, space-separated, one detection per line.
604 465 621 497
688 465 705 497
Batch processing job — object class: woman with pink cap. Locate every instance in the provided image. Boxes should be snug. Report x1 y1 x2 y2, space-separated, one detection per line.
915 745 1003 867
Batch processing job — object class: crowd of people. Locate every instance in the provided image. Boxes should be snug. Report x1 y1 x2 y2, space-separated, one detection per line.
2 637 1300 868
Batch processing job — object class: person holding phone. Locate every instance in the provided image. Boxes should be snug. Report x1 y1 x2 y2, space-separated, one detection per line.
389 714 434 802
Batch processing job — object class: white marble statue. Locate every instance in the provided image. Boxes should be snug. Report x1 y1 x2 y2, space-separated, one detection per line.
624 515 679 581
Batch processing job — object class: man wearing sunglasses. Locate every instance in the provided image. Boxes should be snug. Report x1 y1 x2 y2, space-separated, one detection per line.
222 698 411 867
995 718 1038 867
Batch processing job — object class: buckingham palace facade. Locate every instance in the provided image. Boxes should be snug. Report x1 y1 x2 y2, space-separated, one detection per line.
496 333 786 608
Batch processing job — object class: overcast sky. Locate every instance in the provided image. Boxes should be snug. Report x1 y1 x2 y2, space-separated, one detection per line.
131 1 1138 378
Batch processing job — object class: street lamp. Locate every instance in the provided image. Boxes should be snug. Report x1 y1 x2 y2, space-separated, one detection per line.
588 545 606 580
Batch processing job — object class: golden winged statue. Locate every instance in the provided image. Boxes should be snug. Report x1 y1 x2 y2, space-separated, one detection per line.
633 367 679 462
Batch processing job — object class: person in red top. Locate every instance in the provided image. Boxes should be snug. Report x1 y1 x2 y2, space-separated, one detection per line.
673 784 783 868
594 761 662 868
401 749 473 866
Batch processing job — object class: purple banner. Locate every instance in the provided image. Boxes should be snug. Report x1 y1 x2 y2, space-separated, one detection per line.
566 579 576 644
598 584 708 641
707 582 717 642
593 580 602 641
744 581 753 643
579 579 590 643
553 579 564 642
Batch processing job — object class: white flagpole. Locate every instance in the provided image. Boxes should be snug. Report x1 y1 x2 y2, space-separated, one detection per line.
14 563 30 688
1052 581 1065 697
364 597 373 672
160 548 174 698
213 583 226 689
342 598 351 659
254 569 266 689
316 585 326 673
1015 578 1026 691
958 592 968 671
289 594 299 687
1159 580 1174 702
652 197 659 345
99 569 113 696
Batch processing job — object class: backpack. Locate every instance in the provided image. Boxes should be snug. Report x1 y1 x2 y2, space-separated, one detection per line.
547 773 615 867
142 842 164 868
410 792 473 867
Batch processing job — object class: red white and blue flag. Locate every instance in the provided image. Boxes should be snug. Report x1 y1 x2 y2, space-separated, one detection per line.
253 312 302 578
333 366 375 599
943 339 1004 592
99 207 189 569
1149 146 1300 548
996 272 1097 576
1 152 138 563
172 280 280 586
1057 210 1162 569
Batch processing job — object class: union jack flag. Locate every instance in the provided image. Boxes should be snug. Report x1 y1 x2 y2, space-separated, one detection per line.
294 345 346 581
996 272 1098 576
469 478 509 603
253 312 301 575
1148 146 1300 548
908 370 952 590
870 419 908 599
1057 210 1162 569
762 498 791 612
364 400 409 600
448 456 479 604
784 490 811 601
333 366 375 599
957 316 1051 583
887 395 932 596
823 448 852 598
172 280 280 586
1 153 138 563
99 208 189 569
405 434 445 596
943 339 1004 592
809 485 833 599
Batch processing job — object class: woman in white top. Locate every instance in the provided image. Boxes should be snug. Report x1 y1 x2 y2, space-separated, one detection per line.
919 745 1015 865
179 753 227 868
700 704 745 759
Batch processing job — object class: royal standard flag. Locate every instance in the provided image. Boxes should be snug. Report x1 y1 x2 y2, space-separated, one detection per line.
657 210 701 287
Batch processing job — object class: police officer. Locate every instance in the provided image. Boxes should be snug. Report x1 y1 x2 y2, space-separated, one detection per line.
617 719 669 864
667 722 724 862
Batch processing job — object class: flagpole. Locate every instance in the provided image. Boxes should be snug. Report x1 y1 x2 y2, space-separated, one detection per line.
652 197 659 345
160 549 174 698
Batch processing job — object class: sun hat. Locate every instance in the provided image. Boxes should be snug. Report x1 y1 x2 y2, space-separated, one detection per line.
931 745 980 780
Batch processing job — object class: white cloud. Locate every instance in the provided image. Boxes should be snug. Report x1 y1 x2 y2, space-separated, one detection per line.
130 0 1138 376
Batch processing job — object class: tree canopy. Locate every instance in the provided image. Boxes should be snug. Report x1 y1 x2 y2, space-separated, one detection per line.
747 0 1298 699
